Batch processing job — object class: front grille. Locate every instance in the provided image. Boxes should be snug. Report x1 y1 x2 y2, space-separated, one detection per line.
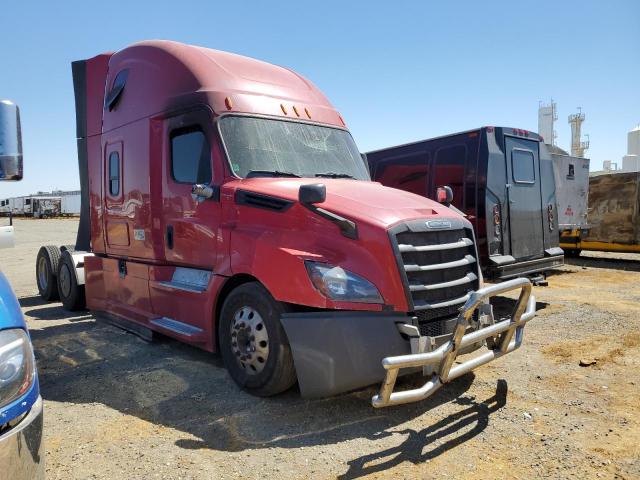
391 221 480 334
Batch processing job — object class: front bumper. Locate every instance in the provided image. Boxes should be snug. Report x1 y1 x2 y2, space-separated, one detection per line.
0 396 45 480
281 277 536 405
372 277 535 407
489 251 564 279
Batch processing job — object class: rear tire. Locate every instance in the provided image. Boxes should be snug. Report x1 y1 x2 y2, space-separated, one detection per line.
36 246 61 301
57 250 86 311
219 282 296 396
60 244 75 253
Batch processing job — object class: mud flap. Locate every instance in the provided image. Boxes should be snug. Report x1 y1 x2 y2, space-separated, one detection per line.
280 311 410 398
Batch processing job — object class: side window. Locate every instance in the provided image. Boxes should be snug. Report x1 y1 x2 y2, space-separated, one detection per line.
433 144 466 207
171 128 212 184
109 152 120 196
568 163 575 179
25 198 31 205
374 153 430 197
105 69 129 111
511 149 535 184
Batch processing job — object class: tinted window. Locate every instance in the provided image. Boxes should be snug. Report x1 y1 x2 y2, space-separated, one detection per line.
171 129 212 184
105 69 129 111
512 149 535 183
25 198 31 205
433 144 466 207
568 163 575 178
109 152 120 196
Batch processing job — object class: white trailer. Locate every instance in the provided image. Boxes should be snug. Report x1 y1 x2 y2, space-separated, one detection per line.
8 197 25 215
32 196 61 218
61 193 81 215
549 145 590 254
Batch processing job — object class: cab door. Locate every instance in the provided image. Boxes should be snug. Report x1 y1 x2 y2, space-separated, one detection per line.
161 108 221 269
505 136 544 260
149 108 222 341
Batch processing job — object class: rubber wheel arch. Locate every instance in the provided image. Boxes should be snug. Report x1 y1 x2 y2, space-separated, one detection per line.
219 282 297 397
36 245 61 301
57 250 86 311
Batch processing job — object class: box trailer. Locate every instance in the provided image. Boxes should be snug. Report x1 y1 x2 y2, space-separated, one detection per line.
8 197 25 216
34 41 536 407
61 193 81 216
548 146 590 255
31 196 61 218
367 127 564 280
569 171 640 253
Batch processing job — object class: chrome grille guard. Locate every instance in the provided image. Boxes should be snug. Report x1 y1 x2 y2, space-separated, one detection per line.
372 277 535 408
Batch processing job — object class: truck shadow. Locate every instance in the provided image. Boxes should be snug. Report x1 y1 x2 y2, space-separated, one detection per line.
26 302 508 458
338 379 507 479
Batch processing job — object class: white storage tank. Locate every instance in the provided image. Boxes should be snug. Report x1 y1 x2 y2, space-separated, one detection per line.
622 125 640 172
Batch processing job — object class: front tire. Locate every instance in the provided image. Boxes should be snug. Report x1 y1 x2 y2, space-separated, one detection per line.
36 246 61 301
219 282 296 396
57 250 86 311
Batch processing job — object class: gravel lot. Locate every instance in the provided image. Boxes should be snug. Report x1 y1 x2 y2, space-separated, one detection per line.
1 218 638 479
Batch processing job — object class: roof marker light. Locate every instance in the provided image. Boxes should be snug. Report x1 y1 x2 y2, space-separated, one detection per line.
280 104 288 115
224 97 233 110
292 105 300 117
338 114 345 126
305 107 312 119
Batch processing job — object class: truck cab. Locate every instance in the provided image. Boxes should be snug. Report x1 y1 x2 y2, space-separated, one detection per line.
0 100 45 480
37 41 536 407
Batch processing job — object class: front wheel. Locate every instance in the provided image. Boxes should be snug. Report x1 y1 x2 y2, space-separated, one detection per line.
219 282 296 396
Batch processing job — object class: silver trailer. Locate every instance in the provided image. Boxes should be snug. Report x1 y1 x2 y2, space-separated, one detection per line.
548 145 590 254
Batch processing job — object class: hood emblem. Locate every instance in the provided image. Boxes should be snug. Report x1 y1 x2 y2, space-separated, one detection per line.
426 220 451 229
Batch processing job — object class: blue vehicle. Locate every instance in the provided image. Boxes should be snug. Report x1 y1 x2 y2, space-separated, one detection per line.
0 100 44 479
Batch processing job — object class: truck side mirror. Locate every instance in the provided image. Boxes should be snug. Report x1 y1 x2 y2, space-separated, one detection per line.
299 183 326 205
436 186 453 206
0 100 23 181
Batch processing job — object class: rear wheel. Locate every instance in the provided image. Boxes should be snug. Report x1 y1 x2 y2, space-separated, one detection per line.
219 282 296 396
57 250 86 311
36 246 61 301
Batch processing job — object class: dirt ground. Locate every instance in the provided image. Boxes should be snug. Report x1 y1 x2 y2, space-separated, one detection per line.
1 218 639 479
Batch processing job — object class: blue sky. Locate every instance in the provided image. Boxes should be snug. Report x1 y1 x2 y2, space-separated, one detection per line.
1 0 638 197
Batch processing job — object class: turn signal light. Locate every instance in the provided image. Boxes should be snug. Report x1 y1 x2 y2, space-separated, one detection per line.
547 204 554 231
224 97 233 110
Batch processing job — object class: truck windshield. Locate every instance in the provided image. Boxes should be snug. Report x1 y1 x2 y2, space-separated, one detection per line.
219 116 370 180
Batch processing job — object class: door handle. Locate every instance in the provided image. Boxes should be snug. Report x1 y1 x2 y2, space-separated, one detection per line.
166 225 174 250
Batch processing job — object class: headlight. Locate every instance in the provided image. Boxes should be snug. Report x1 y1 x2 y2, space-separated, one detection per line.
0 329 35 409
305 261 383 304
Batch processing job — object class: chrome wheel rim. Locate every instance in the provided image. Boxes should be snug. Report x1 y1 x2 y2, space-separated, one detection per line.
230 306 269 375
37 257 48 290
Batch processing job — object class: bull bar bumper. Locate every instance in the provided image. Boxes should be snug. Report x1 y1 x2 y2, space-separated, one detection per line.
372 277 535 408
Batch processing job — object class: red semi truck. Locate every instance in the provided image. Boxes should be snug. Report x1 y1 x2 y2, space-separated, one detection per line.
35 41 535 407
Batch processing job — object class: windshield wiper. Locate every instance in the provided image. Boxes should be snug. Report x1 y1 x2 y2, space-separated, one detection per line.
246 170 301 178
315 172 355 179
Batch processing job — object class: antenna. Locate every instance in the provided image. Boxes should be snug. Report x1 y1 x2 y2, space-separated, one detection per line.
568 107 589 157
